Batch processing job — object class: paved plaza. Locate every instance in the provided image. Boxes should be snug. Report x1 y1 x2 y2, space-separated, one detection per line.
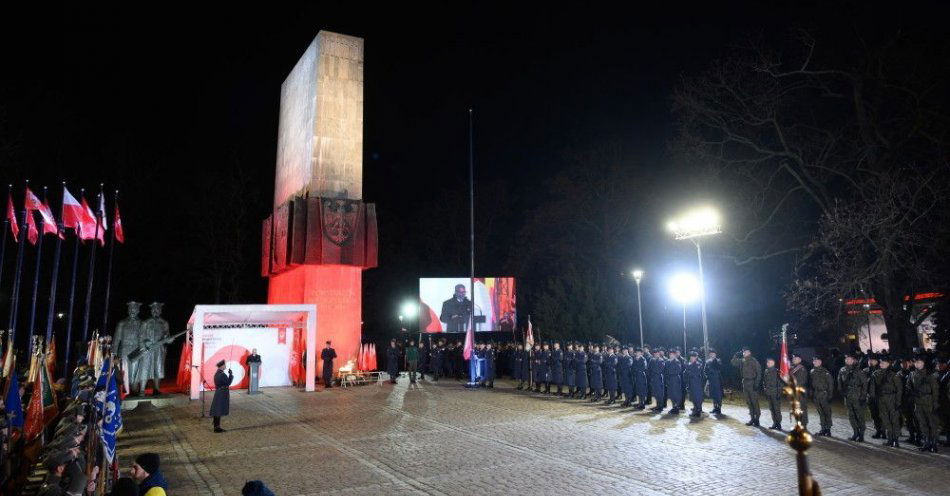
120 380 950 495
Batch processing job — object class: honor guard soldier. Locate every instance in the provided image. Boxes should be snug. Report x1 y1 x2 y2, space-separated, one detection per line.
789 353 809 428
865 353 884 439
909 355 941 452
649 348 666 412
763 358 783 430
705 349 723 415
386 340 400 384
632 347 649 410
539 343 552 393
838 352 868 442
898 357 920 445
810 356 834 436
432 341 444 381
872 355 902 447
564 343 577 397
619 347 635 407
664 348 684 414
531 344 544 392
513 344 525 389
588 345 605 401
732 347 762 426
938 357 950 446
520 344 532 390
685 350 705 417
484 342 496 388
210 359 234 433
550 341 564 395
574 344 588 398
603 346 619 405
641 344 653 404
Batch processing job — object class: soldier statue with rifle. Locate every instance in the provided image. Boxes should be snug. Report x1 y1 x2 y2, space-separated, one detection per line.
113 301 144 393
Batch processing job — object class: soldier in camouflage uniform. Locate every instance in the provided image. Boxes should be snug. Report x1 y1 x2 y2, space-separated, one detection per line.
762 357 783 430
864 353 884 439
731 347 761 426
810 356 834 436
790 353 809 429
871 355 902 448
936 357 949 447
909 355 941 452
838 352 868 442
898 357 920 445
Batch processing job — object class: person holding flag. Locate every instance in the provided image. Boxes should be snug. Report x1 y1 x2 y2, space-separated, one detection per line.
763 357 784 430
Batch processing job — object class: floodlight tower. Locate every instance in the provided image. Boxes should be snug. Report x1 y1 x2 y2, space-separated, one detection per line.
668 207 722 356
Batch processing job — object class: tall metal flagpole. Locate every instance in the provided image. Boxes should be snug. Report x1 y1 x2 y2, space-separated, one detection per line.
101 190 118 336
81 186 104 345
8 181 30 349
45 184 67 358
27 186 49 357
0 185 11 299
64 188 84 374
468 107 477 386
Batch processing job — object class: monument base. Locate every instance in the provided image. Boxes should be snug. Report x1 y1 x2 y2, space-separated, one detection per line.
268 265 362 373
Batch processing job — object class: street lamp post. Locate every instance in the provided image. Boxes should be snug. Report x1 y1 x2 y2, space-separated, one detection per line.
632 270 644 347
668 207 722 356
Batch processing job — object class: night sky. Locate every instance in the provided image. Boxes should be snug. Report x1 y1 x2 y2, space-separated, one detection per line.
0 3 942 358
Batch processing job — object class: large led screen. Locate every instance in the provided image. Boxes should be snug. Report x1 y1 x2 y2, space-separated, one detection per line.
419 277 516 332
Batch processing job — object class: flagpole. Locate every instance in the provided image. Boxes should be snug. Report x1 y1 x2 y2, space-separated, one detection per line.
64 188 85 375
27 187 49 357
0 185 11 302
467 107 477 387
81 185 104 345
8 181 30 351
101 190 118 336
44 183 67 374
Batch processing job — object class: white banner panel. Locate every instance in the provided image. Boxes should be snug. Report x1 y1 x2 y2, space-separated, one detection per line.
200 327 294 389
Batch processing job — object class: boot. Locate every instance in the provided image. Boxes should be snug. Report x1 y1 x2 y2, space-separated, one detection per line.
516 382 523 390
849 431 859 441
918 442 931 452
856 433 864 443
769 423 781 430
872 430 884 439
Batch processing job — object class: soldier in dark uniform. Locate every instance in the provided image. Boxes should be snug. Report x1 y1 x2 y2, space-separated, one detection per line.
454 340 465 380
664 349 684 414
732 347 762 426
521 344 532 391
865 353 884 439
484 342 496 388
898 357 919 445
619 347 635 407
810 356 834 436
564 342 576 397
649 348 666 412
705 349 724 415
550 341 564 395
531 344 544 392
386 340 400 384
789 353 809 428
938 357 950 447
642 344 653 405
574 344 588 398
210 359 233 433
872 355 902 447
444 342 456 379
603 346 619 404
632 347 649 410
419 341 430 381
685 350 705 417
676 348 688 410
763 357 783 430
321 341 337 388
838 352 868 442
539 343 552 394
909 355 941 452
513 343 525 389
588 345 604 401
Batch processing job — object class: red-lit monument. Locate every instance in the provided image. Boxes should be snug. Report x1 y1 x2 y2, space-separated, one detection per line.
262 31 377 375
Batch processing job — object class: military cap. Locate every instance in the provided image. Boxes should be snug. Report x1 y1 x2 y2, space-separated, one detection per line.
913 354 927 362
707 348 717 354
688 350 698 357
740 346 750 352
878 355 893 363
216 359 226 367
811 355 823 362
791 352 802 359
867 353 879 361
656 347 665 353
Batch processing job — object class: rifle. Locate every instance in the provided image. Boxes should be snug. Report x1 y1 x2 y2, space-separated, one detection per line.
127 330 187 361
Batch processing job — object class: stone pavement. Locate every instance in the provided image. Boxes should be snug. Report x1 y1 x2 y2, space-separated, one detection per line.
119 379 950 495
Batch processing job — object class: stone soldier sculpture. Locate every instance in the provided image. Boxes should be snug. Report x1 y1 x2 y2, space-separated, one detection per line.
838 352 868 442
872 355 902 447
810 356 834 436
132 302 171 396
705 349 723 415
763 357 783 430
732 347 762 426
113 301 143 392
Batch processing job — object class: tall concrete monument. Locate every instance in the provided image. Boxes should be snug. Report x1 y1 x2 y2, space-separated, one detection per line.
262 31 377 377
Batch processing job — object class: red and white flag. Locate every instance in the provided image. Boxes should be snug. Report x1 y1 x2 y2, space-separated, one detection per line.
98 193 109 231
62 187 84 232
79 196 105 245
114 201 125 243
25 209 38 245
525 315 535 348
5 192 18 242
463 317 475 360
41 199 60 237
779 325 791 381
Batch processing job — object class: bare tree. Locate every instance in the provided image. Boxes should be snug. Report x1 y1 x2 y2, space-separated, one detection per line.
673 30 950 354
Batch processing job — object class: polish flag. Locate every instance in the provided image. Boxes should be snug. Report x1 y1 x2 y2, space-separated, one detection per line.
779 325 791 381
62 187 84 232
79 196 105 245
25 210 38 245
525 315 535 348
24 187 42 244
41 200 61 237
6 192 18 242
114 201 125 243
463 317 475 360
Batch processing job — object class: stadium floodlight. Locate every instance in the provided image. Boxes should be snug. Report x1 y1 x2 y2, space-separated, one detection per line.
669 273 701 305
667 207 722 240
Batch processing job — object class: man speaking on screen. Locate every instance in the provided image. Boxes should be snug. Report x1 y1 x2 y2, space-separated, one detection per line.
440 284 473 332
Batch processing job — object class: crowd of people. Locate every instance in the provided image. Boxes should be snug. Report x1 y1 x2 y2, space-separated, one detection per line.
391 338 950 452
